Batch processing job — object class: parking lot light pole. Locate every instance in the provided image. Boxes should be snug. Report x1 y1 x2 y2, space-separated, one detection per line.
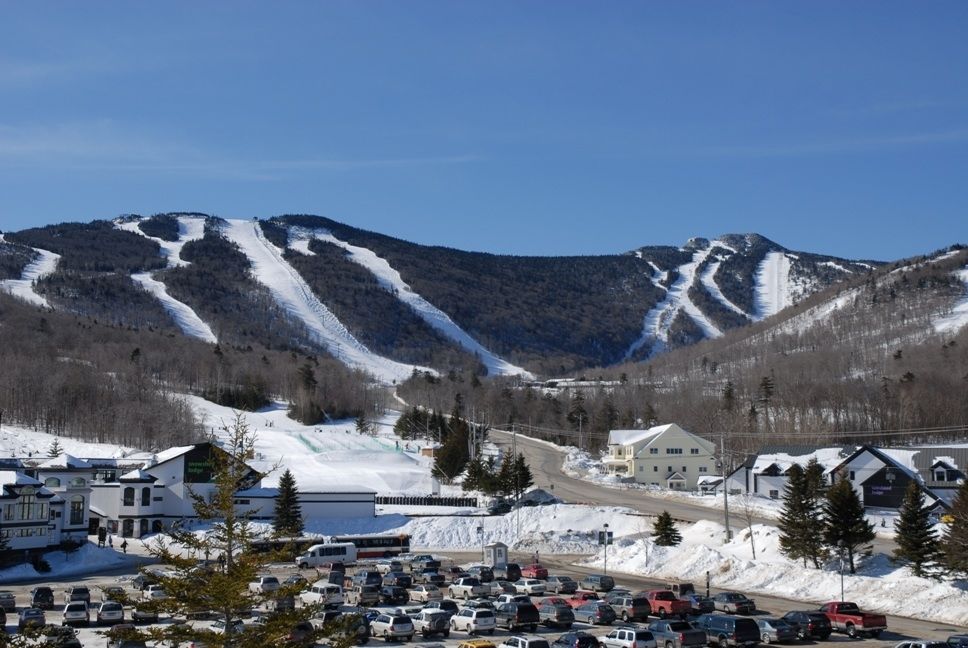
477 525 485 563
604 523 610 576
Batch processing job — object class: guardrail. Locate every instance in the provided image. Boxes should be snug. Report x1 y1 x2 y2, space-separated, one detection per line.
376 495 479 507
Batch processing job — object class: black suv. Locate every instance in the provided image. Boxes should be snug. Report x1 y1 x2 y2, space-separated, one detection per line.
29 587 55 610
382 572 413 588
950 636 968 648
496 602 541 632
695 615 760 648
379 586 408 606
780 610 832 640
552 631 599 648
492 563 522 582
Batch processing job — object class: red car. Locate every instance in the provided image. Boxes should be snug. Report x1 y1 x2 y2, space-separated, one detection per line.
521 564 549 579
567 591 601 608
643 590 690 619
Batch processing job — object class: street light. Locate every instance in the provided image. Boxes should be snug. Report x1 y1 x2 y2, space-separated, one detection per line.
476 524 485 564
837 539 845 602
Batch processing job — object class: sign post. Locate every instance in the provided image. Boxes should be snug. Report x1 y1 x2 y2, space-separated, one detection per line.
598 525 613 575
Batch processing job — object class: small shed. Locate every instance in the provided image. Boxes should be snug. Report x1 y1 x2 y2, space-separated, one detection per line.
484 541 508 567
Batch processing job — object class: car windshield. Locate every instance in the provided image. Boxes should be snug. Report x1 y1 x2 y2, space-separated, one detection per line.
668 622 691 631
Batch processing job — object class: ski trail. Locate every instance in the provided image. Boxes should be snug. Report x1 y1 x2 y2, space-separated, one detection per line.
130 272 218 343
754 251 794 319
646 261 669 290
700 259 749 317
223 220 430 384
625 244 722 359
289 228 532 378
0 234 60 308
115 216 217 343
934 268 968 334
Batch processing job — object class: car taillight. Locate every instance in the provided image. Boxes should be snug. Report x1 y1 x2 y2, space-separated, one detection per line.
679 634 686 642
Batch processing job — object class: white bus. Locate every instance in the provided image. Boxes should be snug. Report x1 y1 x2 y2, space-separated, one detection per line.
295 542 358 569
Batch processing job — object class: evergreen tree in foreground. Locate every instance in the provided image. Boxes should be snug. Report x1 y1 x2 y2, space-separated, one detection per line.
893 480 939 577
653 510 682 546
273 469 304 537
47 438 63 458
778 464 817 566
942 478 968 576
822 477 875 574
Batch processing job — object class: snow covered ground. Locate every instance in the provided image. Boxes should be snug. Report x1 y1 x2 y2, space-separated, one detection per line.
0 542 135 581
289 228 531 378
222 219 427 384
0 234 60 307
586 519 968 627
116 216 218 344
700 260 749 317
754 251 794 319
934 267 968 334
0 423 134 458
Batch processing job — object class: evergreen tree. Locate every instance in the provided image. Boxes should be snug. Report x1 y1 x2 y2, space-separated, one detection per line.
273 469 303 538
47 438 63 458
497 452 516 498
432 421 469 484
653 510 682 546
942 478 968 576
354 413 371 436
512 453 534 499
893 481 939 577
778 465 818 566
566 391 587 431
822 477 875 574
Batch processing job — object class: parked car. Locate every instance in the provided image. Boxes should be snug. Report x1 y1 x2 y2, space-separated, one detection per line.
345 585 381 607
605 588 633 603
648 619 709 648
64 586 91 605
0 591 16 612
370 612 415 642
130 607 159 624
284 573 309 588
376 560 404 575
492 563 522 582
105 623 148 648
380 586 409 606
490 580 518 596
300 581 344 607
423 599 462 618
283 621 315 645
579 574 615 592
383 572 414 588
141 585 167 601
756 618 797 644
495 602 541 631
693 614 761 648
409 555 442 573
450 577 489 600
29 586 55 610
62 601 90 626
949 636 968 648
18 607 46 631
458 640 497 648
324 610 371 645
97 601 125 625
819 601 887 639
498 637 552 648
451 607 498 635
779 611 832 641
467 565 495 583
521 563 549 579
599 627 658 648
463 600 496 611
608 595 650 623
351 571 385 588
552 631 599 648
42 624 82 648
643 590 690 619
573 601 616 625
566 591 600 608
893 643 952 648
212 618 246 635
496 593 533 606
514 579 547 596
411 609 451 639
409 584 443 603
415 569 446 586
537 599 575 628
268 593 296 613
681 593 715 616
101 586 127 602
546 576 579 595
712 592 756 615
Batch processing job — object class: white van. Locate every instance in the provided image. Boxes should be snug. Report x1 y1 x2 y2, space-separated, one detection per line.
299 581 344 607
294 542 358 569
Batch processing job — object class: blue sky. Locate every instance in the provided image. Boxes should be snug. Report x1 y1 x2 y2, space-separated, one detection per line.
1 1 966 260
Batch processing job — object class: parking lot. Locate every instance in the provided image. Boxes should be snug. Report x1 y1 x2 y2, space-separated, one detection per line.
0 550 962 647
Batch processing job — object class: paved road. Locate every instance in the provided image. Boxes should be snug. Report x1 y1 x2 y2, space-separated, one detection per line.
490 430 895 555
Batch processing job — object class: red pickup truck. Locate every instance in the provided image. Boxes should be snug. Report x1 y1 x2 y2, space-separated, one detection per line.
644 590 690 619
819 602 887 638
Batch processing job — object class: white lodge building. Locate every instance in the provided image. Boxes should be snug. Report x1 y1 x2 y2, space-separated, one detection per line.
604 423 718 490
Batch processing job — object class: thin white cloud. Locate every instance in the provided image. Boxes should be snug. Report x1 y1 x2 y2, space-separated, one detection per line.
691 128 968 159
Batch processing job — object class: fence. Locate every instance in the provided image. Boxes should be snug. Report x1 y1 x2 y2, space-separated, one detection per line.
376 495 478 507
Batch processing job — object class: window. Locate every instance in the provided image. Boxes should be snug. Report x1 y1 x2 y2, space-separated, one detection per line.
653 466 658 472
69 496 84 525
699 467 708 473
18 495 36 520
668 466 673 472
141 487 151 506
638 465 643 472
769 490 780 499
935 470 946 482
649 448 658 455
234 499 250 505
123 487 135 506
3 504 13 521
690 448 700 455
666 448 683 455
70 477 86 487
849 470 855 481
44 477 61 488
682 466 687 473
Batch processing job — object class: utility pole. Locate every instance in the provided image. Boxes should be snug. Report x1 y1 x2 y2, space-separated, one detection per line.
721 430 731 544
513 423 520 539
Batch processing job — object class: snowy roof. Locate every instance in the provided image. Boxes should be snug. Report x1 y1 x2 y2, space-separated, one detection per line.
697 475 724 485
751 447 850 475
38 453 93 470
607 423 677 447
120 469 157 482
151 445 198 466
0 471 41 488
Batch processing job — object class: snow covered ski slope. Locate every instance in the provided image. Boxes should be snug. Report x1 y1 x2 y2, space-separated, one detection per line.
223 220 429 384
0 234 60 307
934 267 968 334
700 260 749 317
754 251 794 319
290 228 532 378
116 216 217 344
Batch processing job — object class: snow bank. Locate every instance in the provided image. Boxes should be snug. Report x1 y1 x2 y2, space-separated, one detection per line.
222 220 427 384
290 228 531 378
0 542 134 582
0 423 134 459
588 520 968 627
0 235 60 307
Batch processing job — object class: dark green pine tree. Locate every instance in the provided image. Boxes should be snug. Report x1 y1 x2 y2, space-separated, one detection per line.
822 477 875 573
273 469 304 537
513 453 534 499
893 481 939 577
941 478 968 576
778 464 818 566
48 438 64 458
497 452 516 498
432 422 469 484
653 510 682 546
